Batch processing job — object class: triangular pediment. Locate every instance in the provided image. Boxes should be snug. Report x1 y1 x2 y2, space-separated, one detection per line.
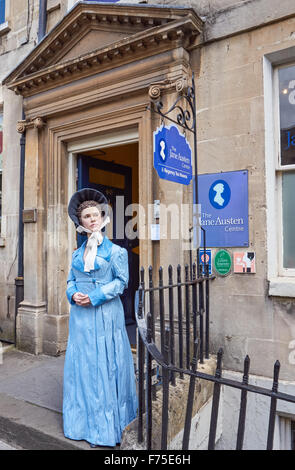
54 25 137 66
3 2 203 96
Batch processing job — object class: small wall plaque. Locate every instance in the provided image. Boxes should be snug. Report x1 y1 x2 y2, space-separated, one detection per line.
214 249 232 276
22 209 37 223
233 251 256 273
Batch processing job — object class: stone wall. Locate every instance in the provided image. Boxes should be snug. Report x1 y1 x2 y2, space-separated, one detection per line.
193 14 295 381
0 0 73 343
140 0 295 382
146 0 295 42
0 0 39 342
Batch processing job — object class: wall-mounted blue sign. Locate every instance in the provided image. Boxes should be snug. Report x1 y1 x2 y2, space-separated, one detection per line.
153 125 192 185
199 248 212 275
197 170 249 248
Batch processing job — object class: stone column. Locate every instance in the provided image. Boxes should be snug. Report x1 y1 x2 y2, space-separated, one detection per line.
42 133 69 356
16 121 47 354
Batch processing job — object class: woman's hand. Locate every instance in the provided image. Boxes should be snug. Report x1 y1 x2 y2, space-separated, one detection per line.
72 292 92 307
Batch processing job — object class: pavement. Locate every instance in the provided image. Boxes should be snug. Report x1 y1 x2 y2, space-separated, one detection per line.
0 344 123 451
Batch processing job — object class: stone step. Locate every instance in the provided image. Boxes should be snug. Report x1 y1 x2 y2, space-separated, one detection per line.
0 392 118 451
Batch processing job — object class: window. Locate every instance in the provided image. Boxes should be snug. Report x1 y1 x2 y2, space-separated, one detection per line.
264 51 295 294
275 416 295 450
0 0 5 24
0 112 2 231
276 64 295 275
279 66 295 166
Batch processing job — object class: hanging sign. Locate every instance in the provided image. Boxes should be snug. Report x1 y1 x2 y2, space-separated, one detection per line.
214 249 232 276
153 124 192 185
198 170 249 248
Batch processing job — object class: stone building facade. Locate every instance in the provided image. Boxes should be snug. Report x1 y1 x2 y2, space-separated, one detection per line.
0 0 295 449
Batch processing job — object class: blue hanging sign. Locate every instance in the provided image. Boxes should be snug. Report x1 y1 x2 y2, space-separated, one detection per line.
153 125 192 185
197 170 249 248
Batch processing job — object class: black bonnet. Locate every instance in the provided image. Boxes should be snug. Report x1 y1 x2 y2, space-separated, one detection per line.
68 188 109 231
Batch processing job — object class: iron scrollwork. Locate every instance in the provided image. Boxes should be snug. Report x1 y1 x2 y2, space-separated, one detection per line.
149 74 196 134
148 72 205 276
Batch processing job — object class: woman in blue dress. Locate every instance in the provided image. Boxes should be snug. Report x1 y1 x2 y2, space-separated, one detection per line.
63 188 138 448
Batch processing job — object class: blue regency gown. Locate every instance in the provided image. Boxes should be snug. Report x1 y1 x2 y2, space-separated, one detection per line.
63 236 138 447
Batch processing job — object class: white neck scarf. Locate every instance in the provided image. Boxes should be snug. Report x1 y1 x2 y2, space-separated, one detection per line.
76 216 110 272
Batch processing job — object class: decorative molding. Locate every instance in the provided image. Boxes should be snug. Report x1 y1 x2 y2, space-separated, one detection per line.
22 49 190 119
10 22 194 97
149 76 188 100
4 3 202 97
16 120 27 134
17 117 46 133
33 117 46 129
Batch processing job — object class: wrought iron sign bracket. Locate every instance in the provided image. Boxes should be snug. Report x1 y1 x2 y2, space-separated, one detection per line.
148 74 196 136
148 72 207 274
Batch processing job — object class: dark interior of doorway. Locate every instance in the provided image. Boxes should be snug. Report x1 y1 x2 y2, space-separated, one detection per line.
77 142 139 349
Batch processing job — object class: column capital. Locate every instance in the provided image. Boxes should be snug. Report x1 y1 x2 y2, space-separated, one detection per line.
148 76 189 100
17 117 46 133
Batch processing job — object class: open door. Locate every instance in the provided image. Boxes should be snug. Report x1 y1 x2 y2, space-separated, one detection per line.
77 145 139 348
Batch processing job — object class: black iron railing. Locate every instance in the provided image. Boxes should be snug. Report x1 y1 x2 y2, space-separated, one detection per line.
135 262 214 448
135 267 295 450
137 263 212 365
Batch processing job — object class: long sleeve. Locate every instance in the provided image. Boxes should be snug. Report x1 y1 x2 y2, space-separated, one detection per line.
66 267 78 305
88 247 129 307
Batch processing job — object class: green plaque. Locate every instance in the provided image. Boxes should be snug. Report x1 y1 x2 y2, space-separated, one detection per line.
214 249 232 276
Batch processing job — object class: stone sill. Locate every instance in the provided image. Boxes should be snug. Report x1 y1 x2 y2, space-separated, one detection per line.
269 277 295 298
0 22 10 37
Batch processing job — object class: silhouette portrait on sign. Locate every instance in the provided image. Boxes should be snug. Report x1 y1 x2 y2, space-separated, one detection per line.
159 139 166 161
213 183 225 207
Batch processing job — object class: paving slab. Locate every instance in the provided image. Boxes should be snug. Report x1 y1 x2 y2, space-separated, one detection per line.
0 348 120 450
0 348 64 413
0 392 113 450
0 349 64 412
